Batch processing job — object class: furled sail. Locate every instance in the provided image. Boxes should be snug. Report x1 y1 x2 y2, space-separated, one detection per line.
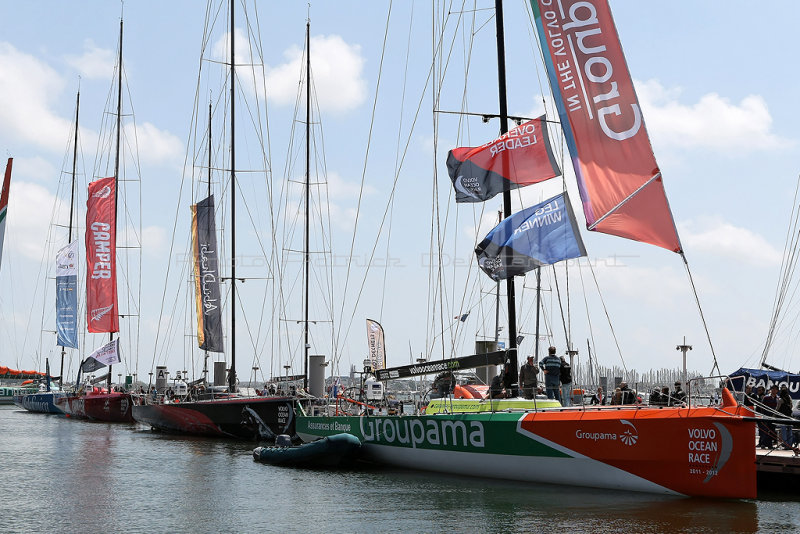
446 116 561 202
191 194 224 352
85 176 119 333
0 158 12 271
531 0 682 252
475 192 586 281
56 241 79 349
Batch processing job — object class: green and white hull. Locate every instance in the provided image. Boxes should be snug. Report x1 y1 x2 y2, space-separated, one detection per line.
297 401 756 498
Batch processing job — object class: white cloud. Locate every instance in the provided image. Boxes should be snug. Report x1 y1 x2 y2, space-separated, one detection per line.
636 79 792 152
679 217 781 266
5 181 64 261
325 171 374 199
266 35 366 114
130 121 183 166
64 39 115 80
0 43 70 153
590 259 686 308
9 156 58 184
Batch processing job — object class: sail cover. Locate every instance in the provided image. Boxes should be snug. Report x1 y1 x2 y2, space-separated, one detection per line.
56 241 79 349
531 0 681 252
447 116 561 203
191 195 224 352
475 192 586 280
86 176 119 333
0 158 12 271
366 319 386 371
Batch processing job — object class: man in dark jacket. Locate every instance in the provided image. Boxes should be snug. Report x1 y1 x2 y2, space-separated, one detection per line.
519 356 539 400
619 382 635 405
670 381 686 406
559 356 573 407
489 368 505 399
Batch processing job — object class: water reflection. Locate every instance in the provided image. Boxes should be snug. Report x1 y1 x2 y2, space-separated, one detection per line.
1 406 794 533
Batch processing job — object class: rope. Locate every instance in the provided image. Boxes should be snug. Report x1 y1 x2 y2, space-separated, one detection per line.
587 257 627 374
680 251 720 376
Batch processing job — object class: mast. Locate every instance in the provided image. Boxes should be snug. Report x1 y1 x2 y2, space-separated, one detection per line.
59 88 80 388
228 0 237 392
494 0 518 393
108 17 123 390
202 100 212 384
303 20 311 392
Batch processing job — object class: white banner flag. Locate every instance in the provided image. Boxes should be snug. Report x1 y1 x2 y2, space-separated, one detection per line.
81 338 121 372
366 319 386 371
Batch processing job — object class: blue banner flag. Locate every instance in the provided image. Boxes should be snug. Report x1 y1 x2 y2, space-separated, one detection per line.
729 368 800 400
56 241 79 349
475 192 586 281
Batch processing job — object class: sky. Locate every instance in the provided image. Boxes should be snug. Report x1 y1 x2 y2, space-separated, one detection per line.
1 0 799 388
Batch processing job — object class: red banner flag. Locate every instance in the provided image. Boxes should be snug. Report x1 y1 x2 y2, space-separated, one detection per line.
85 176 118 333
446 116 560 203
531 0 681 252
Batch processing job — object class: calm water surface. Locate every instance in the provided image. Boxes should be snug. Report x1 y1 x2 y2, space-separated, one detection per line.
1 405 798 533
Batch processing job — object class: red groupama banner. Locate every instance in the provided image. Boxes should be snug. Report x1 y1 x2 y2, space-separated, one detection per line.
531 0 681 253
85 176 118 333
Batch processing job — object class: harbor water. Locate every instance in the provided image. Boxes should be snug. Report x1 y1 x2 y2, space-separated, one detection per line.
1 405 798 533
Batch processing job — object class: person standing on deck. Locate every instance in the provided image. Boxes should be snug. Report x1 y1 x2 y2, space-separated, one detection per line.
559 356 573 407
519 356 539 400
539 347 562 402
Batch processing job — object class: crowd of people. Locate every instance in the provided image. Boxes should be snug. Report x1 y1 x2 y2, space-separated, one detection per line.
744 383 798 450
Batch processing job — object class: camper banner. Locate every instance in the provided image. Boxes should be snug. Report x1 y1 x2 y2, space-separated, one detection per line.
85 176 118 333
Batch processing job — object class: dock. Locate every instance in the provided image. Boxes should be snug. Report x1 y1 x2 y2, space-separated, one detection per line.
756 447 800 488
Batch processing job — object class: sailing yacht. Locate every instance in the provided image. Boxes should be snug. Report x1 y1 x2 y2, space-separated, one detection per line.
57 19 138 423
131 0 295 440
296 0 756 498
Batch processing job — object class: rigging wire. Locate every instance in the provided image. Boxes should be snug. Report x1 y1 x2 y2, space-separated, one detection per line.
760 175 800 366
680 251 721 376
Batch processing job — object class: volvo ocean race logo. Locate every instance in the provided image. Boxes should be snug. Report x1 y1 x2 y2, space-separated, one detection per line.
92 185 112 199
454 175 481 200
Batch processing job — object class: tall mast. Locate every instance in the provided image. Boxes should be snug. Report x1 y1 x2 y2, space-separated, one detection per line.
60 88 80 388
202 100 212 384
228 0 237 392
303 20 311 392
108 18 123 390
493 0 518 393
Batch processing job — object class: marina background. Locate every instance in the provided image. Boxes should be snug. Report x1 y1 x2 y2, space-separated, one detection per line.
1 405 798 533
